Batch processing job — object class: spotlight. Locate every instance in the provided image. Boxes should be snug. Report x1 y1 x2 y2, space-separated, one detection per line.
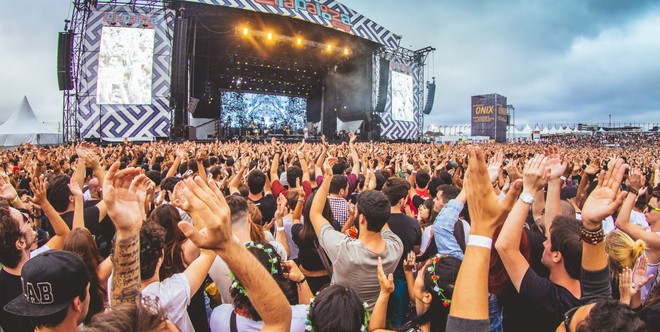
267 32 272 40
344 48 349 55
243 27 249 35
327 44 332 51
297 38 302 45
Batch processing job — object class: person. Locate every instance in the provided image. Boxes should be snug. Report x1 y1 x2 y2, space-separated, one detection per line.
3 250 90 332
208 242 312 331
553 158 647 331
417 199 438 255
369 254 461 331
63 227 112 324
291 191 337 294
0 177 72 332
305 284 370 332
150 204 208 332
495 154 582 331
309 157 403 311
605 229 646 299
83 296 178 332
382 176 421 325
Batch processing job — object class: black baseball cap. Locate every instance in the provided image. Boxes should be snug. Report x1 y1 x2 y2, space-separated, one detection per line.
4 250 89 317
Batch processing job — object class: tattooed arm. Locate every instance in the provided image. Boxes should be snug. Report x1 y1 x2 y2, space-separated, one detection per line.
103 161 153 306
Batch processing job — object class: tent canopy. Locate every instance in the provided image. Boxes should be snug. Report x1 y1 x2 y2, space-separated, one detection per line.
0 96 58 135
0 96 59 146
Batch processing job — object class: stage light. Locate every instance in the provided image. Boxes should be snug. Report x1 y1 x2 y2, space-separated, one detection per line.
243 27 249 35
344 48 349 55
297 38 302 45
267 32 272 40
327 44 332 51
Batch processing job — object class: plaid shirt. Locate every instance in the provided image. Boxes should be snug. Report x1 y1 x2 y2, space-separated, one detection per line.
328 196 350 227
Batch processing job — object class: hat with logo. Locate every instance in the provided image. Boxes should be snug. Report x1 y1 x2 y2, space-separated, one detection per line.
4 250 89 317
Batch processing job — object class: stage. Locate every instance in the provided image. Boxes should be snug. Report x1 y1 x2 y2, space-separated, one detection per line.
61 0 435 143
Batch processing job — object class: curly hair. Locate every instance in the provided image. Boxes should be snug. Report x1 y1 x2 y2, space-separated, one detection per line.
0 207 22 268
139 221 166 281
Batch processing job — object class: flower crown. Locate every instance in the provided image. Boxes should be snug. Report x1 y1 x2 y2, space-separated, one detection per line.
304 293 370 331
230 242 279 297
428 254 452 307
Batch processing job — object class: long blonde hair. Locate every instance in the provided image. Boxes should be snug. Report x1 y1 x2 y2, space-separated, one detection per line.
605 229 645 277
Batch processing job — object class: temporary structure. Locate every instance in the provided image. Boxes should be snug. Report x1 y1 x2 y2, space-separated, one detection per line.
0 96 60 146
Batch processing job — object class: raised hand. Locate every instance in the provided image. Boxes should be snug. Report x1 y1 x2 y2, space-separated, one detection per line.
487 151 504 183
522 154 549 194
102 162 144 233
377 257 395 295
545 157 567 181
177 176 236 252
632 255 654 291
619 267 634 305
68 177 84 197
464 146 523 236
29 176 48 206
274 193 288 219
0 172 18 200
627 168 644 192
402 251 416 272
348 132 357 144
581 158 628 226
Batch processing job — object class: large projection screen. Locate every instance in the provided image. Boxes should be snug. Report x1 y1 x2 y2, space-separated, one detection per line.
391 71 414 122
97 26 155 105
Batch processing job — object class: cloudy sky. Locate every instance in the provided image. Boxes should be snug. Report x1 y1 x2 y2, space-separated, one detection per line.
2 0 660 130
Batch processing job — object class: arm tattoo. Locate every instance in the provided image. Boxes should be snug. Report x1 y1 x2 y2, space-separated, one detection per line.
110 233 141 306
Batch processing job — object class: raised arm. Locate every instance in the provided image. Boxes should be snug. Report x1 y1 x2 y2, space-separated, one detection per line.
177 176 292 331
615 169 660 250
273 194 291 257
29 176 71 250
494 154 547 291
349 132 360 175
228 164 247 195
449 146 521 326
543 155 568 236
369 257 395 332
103 162 145 306
166 148 186 178
195 149 208 184
296 140 310 183
309 158 337 237
68 177 85 230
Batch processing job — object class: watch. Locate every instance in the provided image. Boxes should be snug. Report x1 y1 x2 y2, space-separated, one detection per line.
520 192 534 205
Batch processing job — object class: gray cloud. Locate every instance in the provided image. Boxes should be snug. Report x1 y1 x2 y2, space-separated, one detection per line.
2 0 659 131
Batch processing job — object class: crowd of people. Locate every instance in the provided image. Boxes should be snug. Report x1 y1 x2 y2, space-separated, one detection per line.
1 133 659 331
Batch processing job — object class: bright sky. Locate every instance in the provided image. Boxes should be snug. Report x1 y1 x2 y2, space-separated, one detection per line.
2 0 659 129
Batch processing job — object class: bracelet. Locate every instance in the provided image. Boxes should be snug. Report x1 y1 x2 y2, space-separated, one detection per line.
580 225 605 245
467 235 493 249
296 277 306 284
9 196 20 205
297 199 304 202
276 226 285 231
628 187 639 196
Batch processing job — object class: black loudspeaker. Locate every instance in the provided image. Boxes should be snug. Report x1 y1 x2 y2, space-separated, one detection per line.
57 32 74 91
423 79 436 115
306 88 323 123
374 58 390 113
171 18 189 105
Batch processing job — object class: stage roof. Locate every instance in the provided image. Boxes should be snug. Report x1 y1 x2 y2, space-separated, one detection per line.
182 0 400 48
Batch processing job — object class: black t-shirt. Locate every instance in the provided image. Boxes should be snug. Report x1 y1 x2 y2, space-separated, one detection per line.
526 227 550 279
513 267 581 332
387 213 421 279
58 204 115 258
0 269 34 332
250 194 277 224
291 223 326 272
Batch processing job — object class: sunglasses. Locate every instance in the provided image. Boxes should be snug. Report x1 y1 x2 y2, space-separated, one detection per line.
19 212 34 234
563 306 579 331
647 204 660 213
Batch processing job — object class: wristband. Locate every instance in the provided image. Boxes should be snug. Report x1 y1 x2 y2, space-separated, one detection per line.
628 187 639 196
580 225 605 245
276 227 285 231
560 176 567 181
297 199 305 202
467 235 493 249
9 196 20 205
296 277 306 284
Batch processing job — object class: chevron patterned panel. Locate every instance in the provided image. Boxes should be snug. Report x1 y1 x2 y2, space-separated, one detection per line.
183 0 399 47
380 54 421 140
78 4 173 139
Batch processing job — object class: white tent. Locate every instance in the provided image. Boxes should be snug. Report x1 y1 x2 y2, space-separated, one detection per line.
548 126 558 135
521 124 533 134
0 96 60 146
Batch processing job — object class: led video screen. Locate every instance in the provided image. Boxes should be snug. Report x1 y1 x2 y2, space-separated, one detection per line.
221 92 307 130
391 71 414 122
97 26 155 105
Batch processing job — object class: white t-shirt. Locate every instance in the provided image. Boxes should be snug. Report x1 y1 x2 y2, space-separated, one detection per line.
30 244 50 259
630 210 649 228
141 273 193 332
209 304 308 332
208 241 288 304
420 226 432 254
